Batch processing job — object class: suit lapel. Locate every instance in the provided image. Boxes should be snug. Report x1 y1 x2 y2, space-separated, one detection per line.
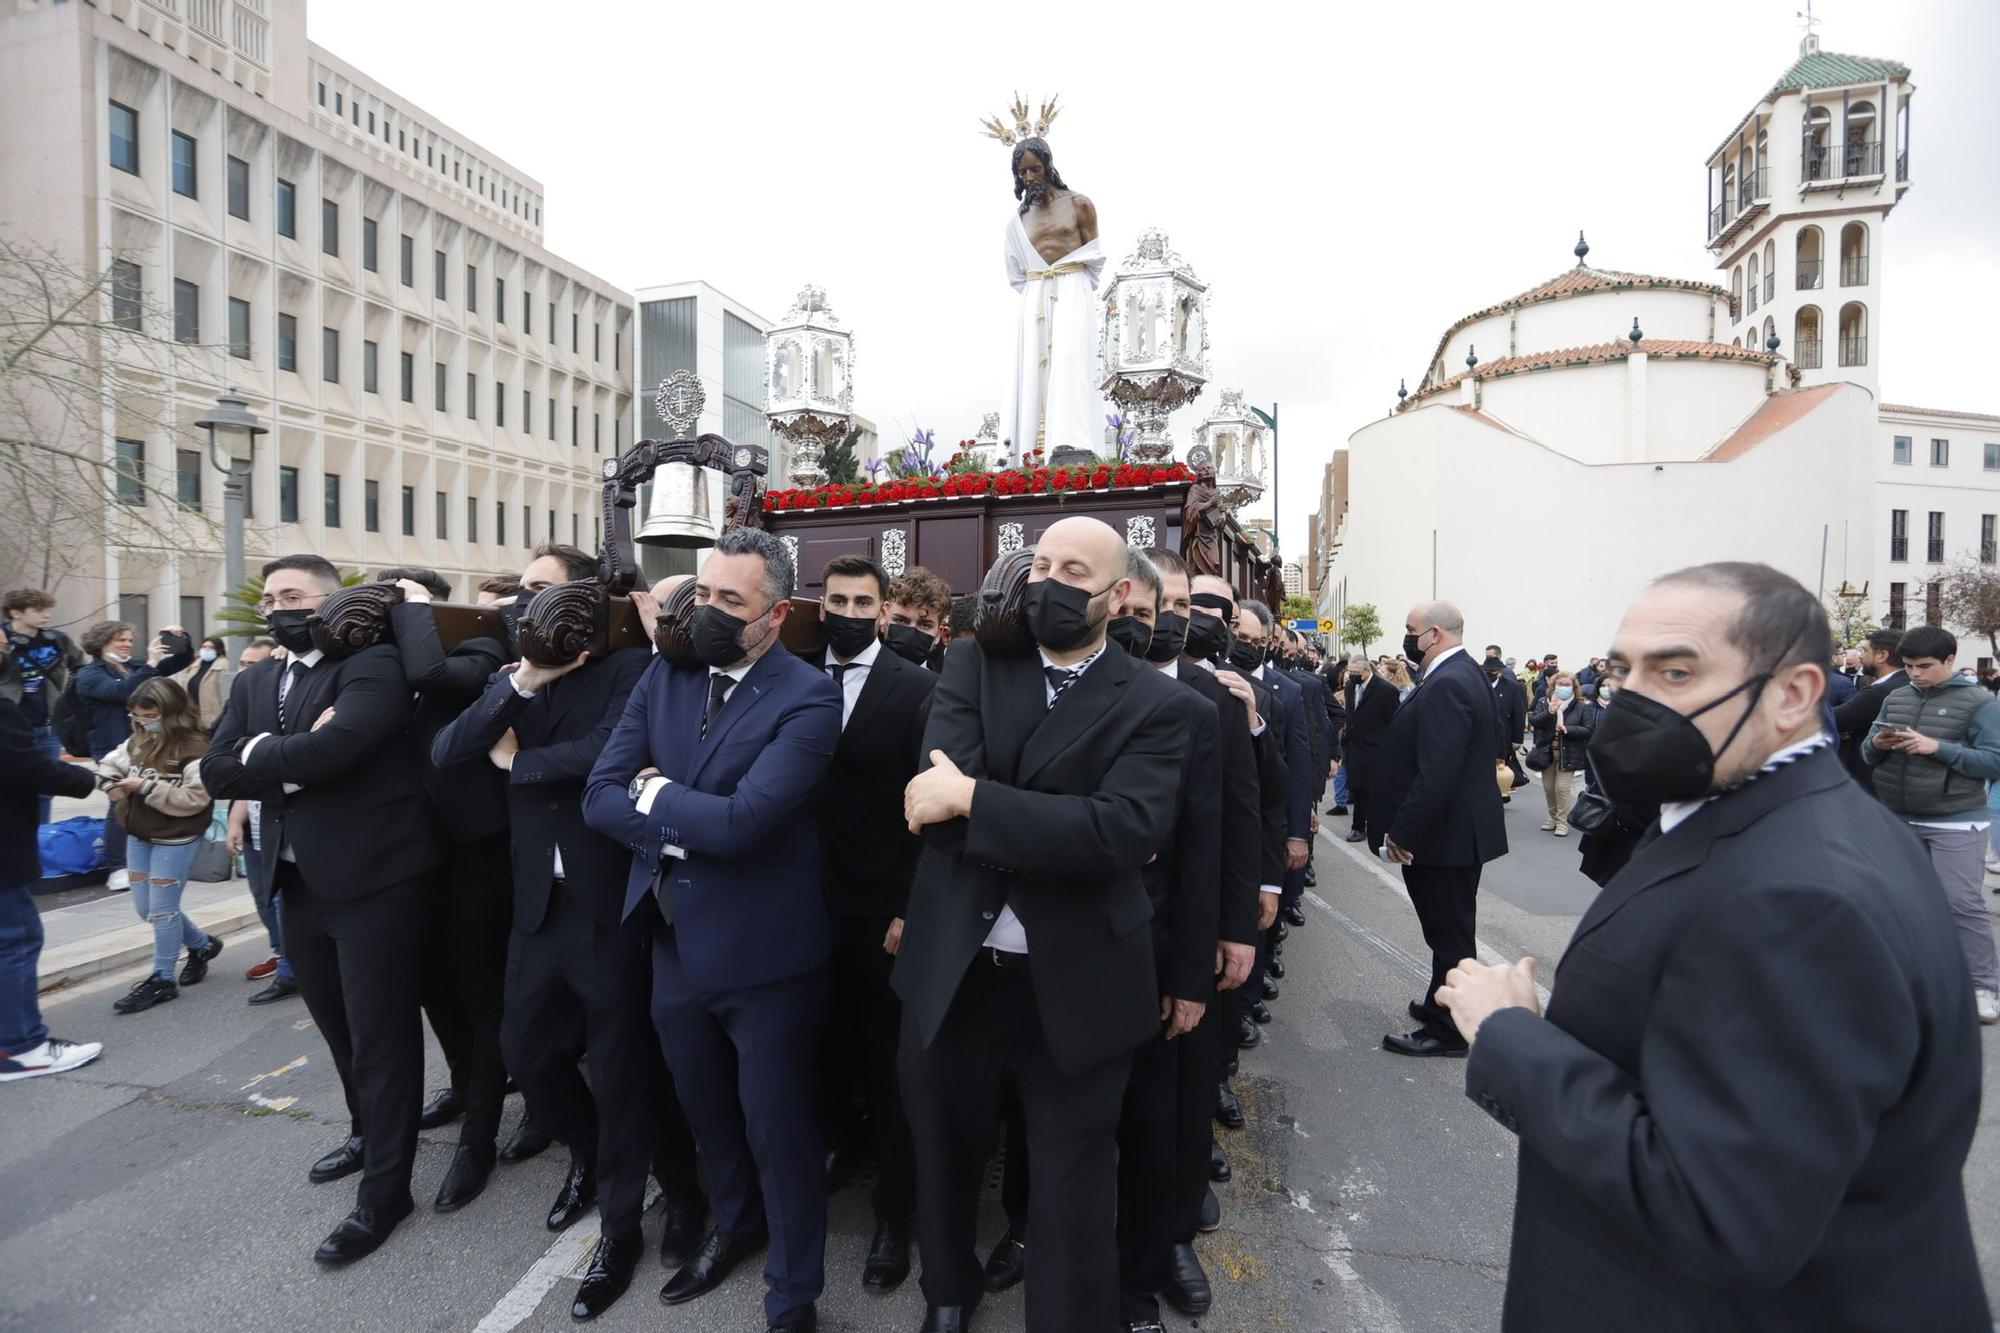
689 650 780 783
843 650 897 739
1018 647 1131 785
984 651 1047 785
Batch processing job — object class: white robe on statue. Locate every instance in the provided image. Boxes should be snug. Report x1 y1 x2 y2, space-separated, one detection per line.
1002 213 1104 458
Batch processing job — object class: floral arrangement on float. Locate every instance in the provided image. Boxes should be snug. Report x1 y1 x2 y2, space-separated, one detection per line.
764 423 1192 511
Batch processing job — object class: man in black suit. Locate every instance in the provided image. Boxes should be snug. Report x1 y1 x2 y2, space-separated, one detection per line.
376 565 512 1213
1484 652 1528 794
1230 600 1310 1025
1832 627 1906 790
1341 656 1397 844
431 554 703 1322
896 516 1187 1333
203 553 443 1264
810 554 936 1294
1439 563 1989 1331
1369 601 1507 1057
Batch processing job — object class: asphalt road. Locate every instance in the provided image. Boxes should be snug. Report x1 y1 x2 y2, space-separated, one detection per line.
7 785 2000 1332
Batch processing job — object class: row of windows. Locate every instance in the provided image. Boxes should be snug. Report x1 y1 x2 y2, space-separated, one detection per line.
108 101 605 358
1888 509 2000 565
314 78 541 226
1731 224 1871 319
1890 437 2000 470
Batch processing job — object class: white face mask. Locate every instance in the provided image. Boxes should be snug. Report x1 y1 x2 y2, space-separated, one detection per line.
105 650 131 664
198 647 219 663
136 718 162 733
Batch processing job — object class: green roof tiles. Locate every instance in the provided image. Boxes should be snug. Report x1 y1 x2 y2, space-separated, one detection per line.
1768 50 1910 96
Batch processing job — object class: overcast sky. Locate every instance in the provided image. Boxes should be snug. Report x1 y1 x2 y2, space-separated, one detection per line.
311 0 1999 559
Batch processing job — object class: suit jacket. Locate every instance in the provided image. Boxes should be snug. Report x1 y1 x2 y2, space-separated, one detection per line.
391 602 510 845
1467 748 1987 1331
203 646 442 899
1286 667 1333 800
811 644 936 919
892 638 1185 1075
1257 664 1312 840
431 649 650 933
1175 659 1262 947
1142 668 1222 1002
0 695 93 883
582 647 842 992
1341 674 1397 790
1247 672 1290 887
1368 650 1507 866
1489 671 1527 754
1833 668 1908 789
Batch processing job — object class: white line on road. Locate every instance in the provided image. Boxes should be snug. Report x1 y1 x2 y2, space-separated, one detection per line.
238 1055 307 1090
1315 828 1553 1008
473 1184 660 1333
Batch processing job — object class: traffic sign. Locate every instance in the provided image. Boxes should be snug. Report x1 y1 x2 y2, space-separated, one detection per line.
1288 618 1318 632
1317 618 1337 634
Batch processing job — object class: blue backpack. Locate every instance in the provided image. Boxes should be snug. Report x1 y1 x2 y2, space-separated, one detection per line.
38 815 106 878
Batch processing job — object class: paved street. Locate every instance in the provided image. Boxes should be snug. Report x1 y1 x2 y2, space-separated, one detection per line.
8 787 2000 1331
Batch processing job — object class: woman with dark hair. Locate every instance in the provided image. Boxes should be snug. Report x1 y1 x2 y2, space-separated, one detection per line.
93 677 221 1014
74 620 192 890
173 635 230 729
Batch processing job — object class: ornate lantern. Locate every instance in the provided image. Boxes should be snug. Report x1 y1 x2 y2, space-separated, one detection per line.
1098 226 1208 462
637 370 719 548
765 285 853 487
1194 388 1266 510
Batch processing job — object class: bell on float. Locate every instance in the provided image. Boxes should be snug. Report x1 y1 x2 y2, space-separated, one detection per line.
637 461 720 549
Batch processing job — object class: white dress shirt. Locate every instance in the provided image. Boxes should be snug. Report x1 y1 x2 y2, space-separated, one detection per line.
824 637 880 730
240 648 325 861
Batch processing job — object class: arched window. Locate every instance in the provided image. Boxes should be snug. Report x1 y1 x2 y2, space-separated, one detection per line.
1795 305 1823 369
1762 239 1776 304
1840 222 1869 285
1747 253 1761 313
1722 164 1737 219
1838 302 1867 366
1804 106 1833 181
1755 128 1769 187
1731 264 1744 313
1796 225 1823 289
1845 100 1878 175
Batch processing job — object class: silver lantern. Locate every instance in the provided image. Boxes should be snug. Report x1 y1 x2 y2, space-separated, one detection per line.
765 285 854 487
1098 227 1209 462
1194 389 1266 511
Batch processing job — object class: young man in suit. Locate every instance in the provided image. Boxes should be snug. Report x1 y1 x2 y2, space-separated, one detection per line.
584 528 841 1333
895 516 1187 1333
810 553 936 1293
431 551 691 1322
1230 601 1309 1025
1440 563 1988 1331
1370 601 1507 1058
1485 652 1528 795
203 553 443 1264
1832 627 1906 790
1342 658 1396 843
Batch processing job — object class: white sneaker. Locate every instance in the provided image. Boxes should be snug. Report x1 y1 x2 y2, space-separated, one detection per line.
1985 861 2000 876
1977 990 2000 1026
106 869 130 893
0 1037 105 1082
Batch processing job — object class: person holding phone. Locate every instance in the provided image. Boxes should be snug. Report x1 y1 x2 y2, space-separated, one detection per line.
74 621 192 890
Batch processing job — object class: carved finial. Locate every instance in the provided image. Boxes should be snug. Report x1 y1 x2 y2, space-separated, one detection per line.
1465 345 1479 370
1766 328 1782 353
1629 317 1644 345
1575 230 1590 265
1396 378 1408 402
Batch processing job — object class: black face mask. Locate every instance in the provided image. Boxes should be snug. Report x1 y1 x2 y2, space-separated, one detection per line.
1588 674 1771 806
1402 630 1430 662
884 623 934 665
496 600 526 656
266 609 317 655
687 603 769 670
1106 614 1152 659
1227 639 1266 674
1185 611 1230 664
1024 578 1109 653
823 612 880 661
1144 610 1188 663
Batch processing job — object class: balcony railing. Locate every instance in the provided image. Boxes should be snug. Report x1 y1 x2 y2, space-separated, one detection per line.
1839 336 1867 366
1841 256 1870 286
1747 285 1759 314
1896 148 1909 182
1708 201 1730 237
1890 537 1908 562
1796 260 1823 289
1796 338 1823 369
1929 541 1947 564
1739 168 1768 202
1764 273 1775 303
1804 140 1883 182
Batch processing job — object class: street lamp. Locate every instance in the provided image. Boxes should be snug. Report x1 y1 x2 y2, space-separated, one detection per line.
194 391 267 594
1249 401 1278 551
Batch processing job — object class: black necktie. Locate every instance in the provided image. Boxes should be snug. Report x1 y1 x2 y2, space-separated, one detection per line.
276 660 304 730
828 662 856 684
1045 666 1077 711
702 672 732 739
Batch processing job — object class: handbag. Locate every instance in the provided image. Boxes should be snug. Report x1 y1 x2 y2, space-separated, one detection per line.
1567 786 1618 836
187 806 234 883
1524 742 1553 772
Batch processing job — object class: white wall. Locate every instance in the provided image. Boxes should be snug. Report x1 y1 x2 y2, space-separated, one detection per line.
1439 286 1722 375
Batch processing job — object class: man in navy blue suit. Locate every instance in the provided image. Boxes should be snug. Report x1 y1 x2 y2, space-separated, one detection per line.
583 527 840 1333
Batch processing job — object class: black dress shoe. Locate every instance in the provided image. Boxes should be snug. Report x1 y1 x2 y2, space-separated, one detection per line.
312 1196 414 1265
1328 804 1348 816
1214 1084 1245 1130
571 1229 643 1321
1282 902 1307 928
247 975 299 1005
920 1304 976 1333
1197 1186 1221 1233
861 1215 911 1291
981 1232 1026 1292
500 1115 553 1163
418 1088 467 1130
433 1142 496 1213
1260 974 1280 1002
1268 955 1286 979
1303 865 1317 888
1382 1027 1469 1058
657 1195 707 1270
1345 829 1367 843
1163 1241 1214 1315
1273 922 1289 943
308 1135 365 1184
177 934 222 985
768 1305 816 1332
1209 1142 1231 1183
1408 999 1430 1024
1223 1054 1238 1079
659 1224 767 1305
547 1158 598 1231
1249 1000 1272 1025
1237 1015 1261 1050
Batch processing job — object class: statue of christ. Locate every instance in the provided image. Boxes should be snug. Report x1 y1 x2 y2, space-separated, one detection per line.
1001 136 1103 458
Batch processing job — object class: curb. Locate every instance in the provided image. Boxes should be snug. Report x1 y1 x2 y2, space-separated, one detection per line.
37 899 266 995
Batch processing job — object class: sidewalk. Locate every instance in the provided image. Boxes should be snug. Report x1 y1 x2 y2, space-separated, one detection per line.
38 788 263 994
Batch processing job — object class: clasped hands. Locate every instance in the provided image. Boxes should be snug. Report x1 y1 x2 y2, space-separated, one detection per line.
1435 955 1540 1045
904 750 975 834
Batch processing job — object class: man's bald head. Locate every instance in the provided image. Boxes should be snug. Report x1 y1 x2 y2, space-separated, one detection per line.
650 573 692 601
1404 599 1465 668
1027 516 1132 662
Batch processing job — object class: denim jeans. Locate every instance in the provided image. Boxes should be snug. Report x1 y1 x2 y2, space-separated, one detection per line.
128 838 211 980
1332 763 1349 807
242 845 292 981
0 883 46 1052
34 726 60 825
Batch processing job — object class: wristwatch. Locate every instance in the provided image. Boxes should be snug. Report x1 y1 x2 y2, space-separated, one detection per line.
628 774 650 804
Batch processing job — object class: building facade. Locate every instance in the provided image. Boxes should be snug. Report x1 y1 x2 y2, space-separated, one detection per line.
1318 38 1999 665
0 0 633 637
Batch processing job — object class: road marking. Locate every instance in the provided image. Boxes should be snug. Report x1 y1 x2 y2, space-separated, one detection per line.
239 1055 307 1090
1315 829 1553 1008
1321 1220 1412 1333
247 1093 297 1112
473 1184 659 1333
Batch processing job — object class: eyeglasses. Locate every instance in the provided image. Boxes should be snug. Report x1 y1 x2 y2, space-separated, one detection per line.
256 590 325 613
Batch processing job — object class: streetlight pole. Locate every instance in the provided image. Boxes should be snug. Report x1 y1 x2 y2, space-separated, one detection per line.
196 392 268 595
1249 401 1278 552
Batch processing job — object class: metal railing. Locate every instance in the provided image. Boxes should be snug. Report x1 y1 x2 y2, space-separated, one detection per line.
1896 148 1909 182
1890 537 1908 562
1796 260 1823 289
1708 201 1730 237
1747 284 1759 314
1764 273 1775 303
1739 168 1768 201
1839 336 1867 366
1803 140 1883 182
1795 338 1822 369
1841 256 1869 286
1929 541 1947 564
